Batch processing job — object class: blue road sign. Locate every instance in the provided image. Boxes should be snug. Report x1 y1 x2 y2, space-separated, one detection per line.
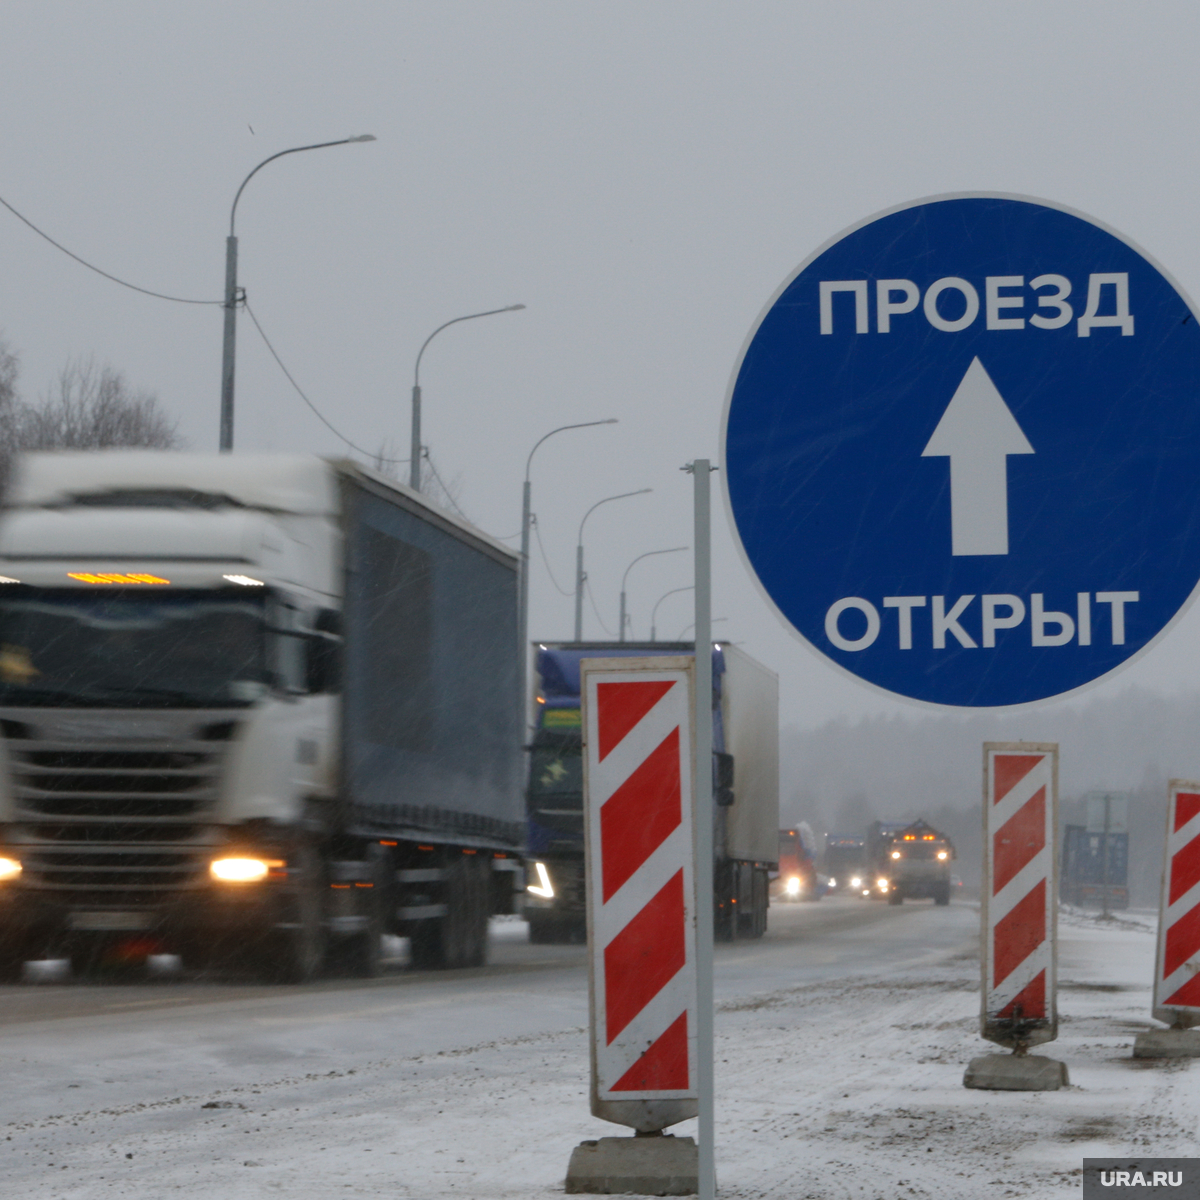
723 194 1200 707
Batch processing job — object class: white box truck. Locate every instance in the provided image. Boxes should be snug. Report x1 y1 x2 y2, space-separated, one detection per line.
0 452 524 980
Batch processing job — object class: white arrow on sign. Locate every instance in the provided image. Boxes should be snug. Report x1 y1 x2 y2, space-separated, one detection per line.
921 357 1034 556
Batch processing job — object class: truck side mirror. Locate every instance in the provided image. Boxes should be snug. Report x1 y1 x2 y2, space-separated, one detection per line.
714 751 735 807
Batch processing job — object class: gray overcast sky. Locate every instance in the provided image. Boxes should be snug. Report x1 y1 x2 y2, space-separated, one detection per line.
3 2 1199 729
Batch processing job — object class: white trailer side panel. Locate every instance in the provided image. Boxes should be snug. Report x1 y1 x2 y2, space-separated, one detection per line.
721 644 779 863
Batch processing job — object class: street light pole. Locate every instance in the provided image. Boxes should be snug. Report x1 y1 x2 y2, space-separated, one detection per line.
518 419 618 730
410 304 525 491
619 546 688 642
219 135 376 452
649 585 694 641
574 489 652 641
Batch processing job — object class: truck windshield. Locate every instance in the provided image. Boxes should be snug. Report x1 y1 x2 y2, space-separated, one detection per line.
0 589 269 708
529 743 582 799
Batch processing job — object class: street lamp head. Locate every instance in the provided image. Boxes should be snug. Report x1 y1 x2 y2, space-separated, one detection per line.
506 304 527 311
346 134 377 143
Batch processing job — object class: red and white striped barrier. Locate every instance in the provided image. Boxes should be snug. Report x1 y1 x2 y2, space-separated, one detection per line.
582 656 698 1131
982 742 1058 1047
1152 781 1200 1025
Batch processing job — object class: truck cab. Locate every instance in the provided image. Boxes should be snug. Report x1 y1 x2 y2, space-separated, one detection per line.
870 818 954 905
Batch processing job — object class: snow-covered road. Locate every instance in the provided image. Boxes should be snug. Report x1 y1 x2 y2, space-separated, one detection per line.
1 899 1191 1198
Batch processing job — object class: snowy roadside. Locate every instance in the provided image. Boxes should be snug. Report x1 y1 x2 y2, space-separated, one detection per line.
3 906 1193 1199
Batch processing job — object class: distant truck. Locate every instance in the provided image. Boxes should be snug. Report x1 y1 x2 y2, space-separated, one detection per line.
823 833 867 894
866 818 954 905
776 823 821 901
525 641 779 942
0 453 525 980
1061 824 1129 909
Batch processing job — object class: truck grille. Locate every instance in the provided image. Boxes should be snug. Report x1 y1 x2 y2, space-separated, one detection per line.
4 715 235 908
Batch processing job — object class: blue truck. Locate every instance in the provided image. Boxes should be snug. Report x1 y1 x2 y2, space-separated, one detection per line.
524 641 779 943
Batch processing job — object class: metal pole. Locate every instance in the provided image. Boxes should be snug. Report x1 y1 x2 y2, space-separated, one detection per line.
518 419 619 726
518 477 532 728
219 235 238 452
410 384 422 491
574 542 585 641
691 458 715 1200
410 305 525 493
218 135 376 453
573 488 652 643
1102 794 1111 919
619 546 688 646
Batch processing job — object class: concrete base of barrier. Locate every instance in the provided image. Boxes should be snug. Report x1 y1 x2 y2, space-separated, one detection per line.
963 1052 1069 1090
1133 1028 1200 1058
565 1134 699 1195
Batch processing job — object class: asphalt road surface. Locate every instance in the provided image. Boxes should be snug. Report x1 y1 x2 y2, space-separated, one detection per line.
0 896 978 1132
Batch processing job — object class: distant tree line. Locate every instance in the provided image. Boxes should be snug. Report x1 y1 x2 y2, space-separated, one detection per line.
0 333 181 494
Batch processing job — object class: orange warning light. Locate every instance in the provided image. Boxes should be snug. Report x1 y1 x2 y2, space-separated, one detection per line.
68 572 171 585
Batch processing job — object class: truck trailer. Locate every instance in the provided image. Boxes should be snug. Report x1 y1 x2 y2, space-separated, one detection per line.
525 641 779 943
0 452 524 980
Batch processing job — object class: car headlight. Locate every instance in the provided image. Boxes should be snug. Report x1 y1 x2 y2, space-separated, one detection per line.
850 876 862 889
210 856 283 883
0 856 21 882
527 861 554 898
785 876 801 896
877 878 889 891
827 877 837 888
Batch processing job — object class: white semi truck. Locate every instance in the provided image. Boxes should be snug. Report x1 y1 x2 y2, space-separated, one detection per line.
0 452 524 980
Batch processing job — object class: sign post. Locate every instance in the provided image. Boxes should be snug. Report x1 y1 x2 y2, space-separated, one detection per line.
1134 780 1200 1058
690 459 715 1200
965 742 1067 1091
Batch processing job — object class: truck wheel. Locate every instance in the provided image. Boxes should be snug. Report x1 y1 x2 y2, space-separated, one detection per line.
934 883 951 906
410 853 489 969
756 867 769 936
887 889 903 906
739 866 768 939
264 844 327 983
0 943 30 983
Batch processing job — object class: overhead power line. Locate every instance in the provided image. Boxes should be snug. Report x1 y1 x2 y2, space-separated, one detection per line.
243 300 407 463
586 577 615 636
532 514 574 596
0 193 222 306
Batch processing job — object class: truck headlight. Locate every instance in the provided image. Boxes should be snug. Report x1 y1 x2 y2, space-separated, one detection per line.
877 878 889 891
849 876 862 889
937 850 949 861
785 876 801 896
527 861 554 898
210 856 283 883
0 856 21 882
890 850 902 859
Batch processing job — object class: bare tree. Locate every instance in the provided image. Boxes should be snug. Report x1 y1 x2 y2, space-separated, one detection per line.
0 336 17 413
16 358 180 451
